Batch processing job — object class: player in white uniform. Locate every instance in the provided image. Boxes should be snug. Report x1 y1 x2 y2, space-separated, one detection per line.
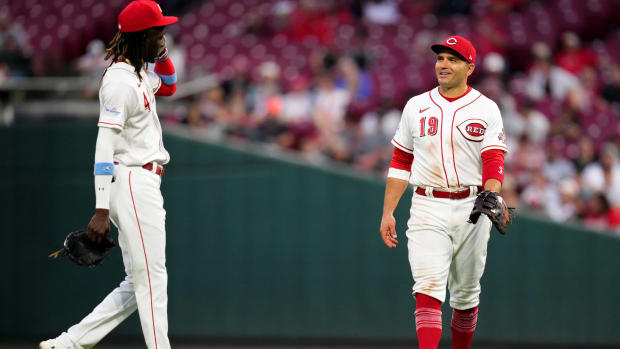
379 36 508 349
40 1 178 348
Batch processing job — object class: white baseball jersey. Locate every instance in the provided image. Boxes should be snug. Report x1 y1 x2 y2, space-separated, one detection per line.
392 86 508 188
98 62 169 166
56 62 172 349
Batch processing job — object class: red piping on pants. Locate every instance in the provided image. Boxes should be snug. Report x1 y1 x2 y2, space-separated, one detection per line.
129 171 158 349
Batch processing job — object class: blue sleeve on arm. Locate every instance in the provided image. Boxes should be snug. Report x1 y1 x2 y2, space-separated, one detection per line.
94 162 115 175
157 72 177 85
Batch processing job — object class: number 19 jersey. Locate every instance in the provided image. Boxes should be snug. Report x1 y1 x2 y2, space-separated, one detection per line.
392 87 508 188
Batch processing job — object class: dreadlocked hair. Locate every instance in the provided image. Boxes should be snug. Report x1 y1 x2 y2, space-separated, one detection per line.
101 30 149 82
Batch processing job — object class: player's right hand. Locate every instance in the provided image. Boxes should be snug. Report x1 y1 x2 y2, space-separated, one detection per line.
380 213 399 248
87 209 111 243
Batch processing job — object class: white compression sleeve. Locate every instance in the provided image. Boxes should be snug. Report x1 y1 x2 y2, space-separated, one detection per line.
387 168 411 181
94 127 120 209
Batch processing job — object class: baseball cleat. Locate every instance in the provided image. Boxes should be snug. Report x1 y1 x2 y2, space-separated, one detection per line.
39 339 62 349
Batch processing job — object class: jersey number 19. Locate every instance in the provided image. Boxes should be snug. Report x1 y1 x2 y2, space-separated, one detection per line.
420 116 438 137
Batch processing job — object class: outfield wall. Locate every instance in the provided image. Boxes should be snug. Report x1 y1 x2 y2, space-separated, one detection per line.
1 121 619 344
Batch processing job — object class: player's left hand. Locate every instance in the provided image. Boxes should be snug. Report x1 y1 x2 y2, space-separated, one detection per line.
86 209 111 243
155 36 168 62
380 213 399 248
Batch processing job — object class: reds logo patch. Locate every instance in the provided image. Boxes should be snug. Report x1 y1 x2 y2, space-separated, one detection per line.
456 119 488 142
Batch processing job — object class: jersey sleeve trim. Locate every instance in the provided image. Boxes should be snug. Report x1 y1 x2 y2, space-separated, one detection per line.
481 144 508 153
391 138 413 153
98 121 124 130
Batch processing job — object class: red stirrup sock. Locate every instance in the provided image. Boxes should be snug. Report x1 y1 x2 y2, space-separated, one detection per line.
451 307 478 349
414 293 443 349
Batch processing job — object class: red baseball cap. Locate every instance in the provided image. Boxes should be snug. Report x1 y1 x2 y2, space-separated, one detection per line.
431 35 477 64
118 0 178 33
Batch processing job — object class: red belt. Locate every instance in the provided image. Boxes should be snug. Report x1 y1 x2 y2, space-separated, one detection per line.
142 162 165 176
114 161 165 177
415 186 482 200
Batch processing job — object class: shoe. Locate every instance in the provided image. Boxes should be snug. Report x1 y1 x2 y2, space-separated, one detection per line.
39 339 62 349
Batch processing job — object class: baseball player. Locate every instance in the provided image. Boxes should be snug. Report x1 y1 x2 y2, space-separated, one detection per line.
40 1 178 348
379 36 508 349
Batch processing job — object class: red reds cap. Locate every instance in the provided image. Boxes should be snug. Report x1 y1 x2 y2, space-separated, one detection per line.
431 35 477 64
118 0 178 33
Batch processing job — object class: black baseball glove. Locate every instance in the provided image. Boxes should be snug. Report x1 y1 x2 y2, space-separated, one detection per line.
468 190 515 235
49 229 117 267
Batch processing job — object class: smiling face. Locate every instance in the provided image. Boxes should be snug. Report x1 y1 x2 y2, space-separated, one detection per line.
144 26 166 63
435 49 474 90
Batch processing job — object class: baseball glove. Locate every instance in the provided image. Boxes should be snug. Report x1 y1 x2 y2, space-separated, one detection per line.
49 229 117 267
468 190 515 235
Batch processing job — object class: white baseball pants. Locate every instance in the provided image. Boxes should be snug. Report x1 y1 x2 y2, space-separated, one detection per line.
406 190 492 310
56 164 170 349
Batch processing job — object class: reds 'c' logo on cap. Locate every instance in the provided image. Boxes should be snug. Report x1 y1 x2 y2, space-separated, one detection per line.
457 119 487 142
446 37 458 45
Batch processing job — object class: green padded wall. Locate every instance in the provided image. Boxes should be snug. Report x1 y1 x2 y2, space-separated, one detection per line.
1 121 619 345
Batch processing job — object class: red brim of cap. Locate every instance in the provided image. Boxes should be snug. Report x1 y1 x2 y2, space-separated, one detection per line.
156 16 178 27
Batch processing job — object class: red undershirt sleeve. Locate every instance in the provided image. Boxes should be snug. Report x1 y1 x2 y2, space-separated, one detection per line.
390 146 413 170
481 149 505 185
154 57 177 96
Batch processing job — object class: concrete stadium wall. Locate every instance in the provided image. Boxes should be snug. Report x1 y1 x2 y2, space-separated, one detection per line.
1 121 619 345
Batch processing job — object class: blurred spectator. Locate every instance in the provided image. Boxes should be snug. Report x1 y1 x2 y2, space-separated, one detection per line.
355 98 400 171
411 19 449 65
335 55 374 104
513 100 550 144
478 53 509 102
221 57 252 102
186 86 231 141
401 0 438 19
520 171 553 209
527 42 581 102
286 0 351 46
0 16 30 76
76 40 109 99
281 75 313 125
500 173 521 209
545 177 580 223
581 143 620 207
555 32 598 75
560 65 605 114
471 0 510 58
509 134 547 189
363 0 400 25
572 138 597 172
313 72 351 136
582 193 619 231
249 61 283 122
543 143 576 183
601 62 620 107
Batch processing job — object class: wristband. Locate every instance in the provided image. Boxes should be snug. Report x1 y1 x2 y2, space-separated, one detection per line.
94 162 115 175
